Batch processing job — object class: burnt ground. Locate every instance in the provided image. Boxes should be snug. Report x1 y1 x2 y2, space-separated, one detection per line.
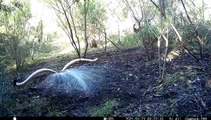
8 47 211 116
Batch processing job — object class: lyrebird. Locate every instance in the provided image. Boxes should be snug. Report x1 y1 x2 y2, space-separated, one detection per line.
14 58 98 86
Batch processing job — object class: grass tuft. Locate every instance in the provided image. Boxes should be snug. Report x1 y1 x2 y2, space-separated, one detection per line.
90 99 119 117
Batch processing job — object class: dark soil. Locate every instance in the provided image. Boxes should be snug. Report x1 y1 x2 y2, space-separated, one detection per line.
13 47 211 116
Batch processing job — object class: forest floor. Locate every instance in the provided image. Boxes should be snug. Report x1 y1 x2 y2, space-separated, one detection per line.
3 47 211 117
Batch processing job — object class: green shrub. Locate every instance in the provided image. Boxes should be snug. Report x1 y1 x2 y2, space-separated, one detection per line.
163 73 179 86
90 99 119 117
163 72 196 86
181 23 211 55
137 25 159 60
181 25 200 52
119 33 141 48
141 24 159 39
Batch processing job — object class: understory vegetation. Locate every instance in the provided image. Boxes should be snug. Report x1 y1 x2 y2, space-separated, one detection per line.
89 99 119 116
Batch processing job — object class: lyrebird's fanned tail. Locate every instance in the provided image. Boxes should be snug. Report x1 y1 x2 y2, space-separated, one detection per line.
15 58 98 86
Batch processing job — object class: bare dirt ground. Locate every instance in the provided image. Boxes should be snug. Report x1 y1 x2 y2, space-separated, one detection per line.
11 47 211 116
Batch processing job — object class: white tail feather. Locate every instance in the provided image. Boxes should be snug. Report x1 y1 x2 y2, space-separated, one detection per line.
61 58 98 71
16 68 56 86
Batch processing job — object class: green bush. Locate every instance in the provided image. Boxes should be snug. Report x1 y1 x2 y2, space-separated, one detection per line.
181 23 211 55
138 25 159 60
181 25 199 49
90 99 119 117
119 33 141 48
163 72 196 86
140 24 159 39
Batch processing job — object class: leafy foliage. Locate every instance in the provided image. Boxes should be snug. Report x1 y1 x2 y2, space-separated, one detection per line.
0 0 54 71
0 0 32 71
118 33 141 48
163 71 196 86
138 25 159 60
180 23 211 59
140 24 159 39
46 0 107 58
90 99 119 117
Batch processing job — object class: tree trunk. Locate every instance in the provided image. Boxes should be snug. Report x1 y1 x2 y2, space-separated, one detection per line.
104 30 107 53
158 0 165 82
83 0 89 58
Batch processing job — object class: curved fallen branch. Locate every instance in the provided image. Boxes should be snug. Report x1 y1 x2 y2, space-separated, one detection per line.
15 58 98 86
